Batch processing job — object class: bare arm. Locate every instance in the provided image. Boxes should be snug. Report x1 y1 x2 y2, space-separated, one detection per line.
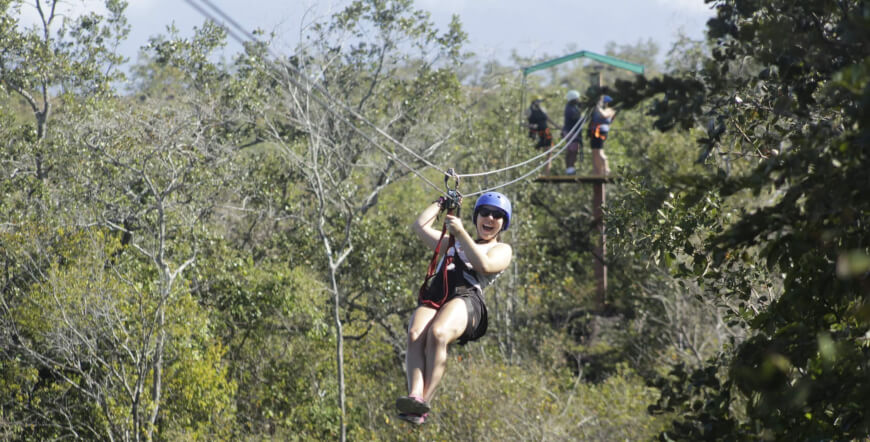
412 202 448 250
444 215 513 274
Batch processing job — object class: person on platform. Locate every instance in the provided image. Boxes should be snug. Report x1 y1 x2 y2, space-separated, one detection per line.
526 97 556 173
562 90 584 175
587 94 616 175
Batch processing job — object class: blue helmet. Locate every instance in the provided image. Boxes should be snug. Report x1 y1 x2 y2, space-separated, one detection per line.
473 192 512 231
602 95 613 104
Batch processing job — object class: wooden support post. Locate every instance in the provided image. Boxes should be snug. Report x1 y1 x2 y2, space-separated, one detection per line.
590 70 602 89
535 175 610 310
592 180 606 309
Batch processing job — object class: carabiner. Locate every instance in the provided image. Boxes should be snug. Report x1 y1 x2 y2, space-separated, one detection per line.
442 168 462 213
444 168 460 193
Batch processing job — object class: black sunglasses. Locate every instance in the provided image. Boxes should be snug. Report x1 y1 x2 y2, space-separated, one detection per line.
477 207 506 219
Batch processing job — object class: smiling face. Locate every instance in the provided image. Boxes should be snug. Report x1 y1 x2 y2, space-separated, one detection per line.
475 205 506 242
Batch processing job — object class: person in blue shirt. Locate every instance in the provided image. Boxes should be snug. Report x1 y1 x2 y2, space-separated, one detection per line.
562 90 584 175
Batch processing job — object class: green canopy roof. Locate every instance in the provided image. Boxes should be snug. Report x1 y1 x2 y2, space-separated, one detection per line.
522 50 645 76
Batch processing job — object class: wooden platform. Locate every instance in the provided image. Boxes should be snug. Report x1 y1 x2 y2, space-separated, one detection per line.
534 175 616 183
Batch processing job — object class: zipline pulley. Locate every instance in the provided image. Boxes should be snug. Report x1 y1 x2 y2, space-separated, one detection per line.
443 168 462 213
416 168 463 309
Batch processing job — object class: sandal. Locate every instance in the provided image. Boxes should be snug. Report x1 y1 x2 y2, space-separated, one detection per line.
396 395 430 415
397 412 428 425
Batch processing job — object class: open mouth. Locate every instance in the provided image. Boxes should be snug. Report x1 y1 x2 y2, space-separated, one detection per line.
480 222 498 235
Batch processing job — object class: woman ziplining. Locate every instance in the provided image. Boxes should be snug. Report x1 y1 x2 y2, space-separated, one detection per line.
389 109 587 425
389 113 587 426
396 177 513 425
179 1 620 433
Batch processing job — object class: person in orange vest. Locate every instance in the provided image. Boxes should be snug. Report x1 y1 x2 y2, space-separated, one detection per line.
587 95 615 175
526 97 556 173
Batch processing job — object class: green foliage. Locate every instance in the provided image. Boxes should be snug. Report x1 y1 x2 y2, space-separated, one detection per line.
162 342 236 439
410 356 667 440
145 21 227 92
190 236 337 436
256 3 469 438
13 0 870 439
0 0 128 134
342 171 443 317
0 228 236 439
615 0 870 439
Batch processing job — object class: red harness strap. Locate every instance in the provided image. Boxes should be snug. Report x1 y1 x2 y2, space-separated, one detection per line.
418 209 456 309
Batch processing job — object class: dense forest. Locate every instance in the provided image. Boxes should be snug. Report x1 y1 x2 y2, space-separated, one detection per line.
1 0 868 440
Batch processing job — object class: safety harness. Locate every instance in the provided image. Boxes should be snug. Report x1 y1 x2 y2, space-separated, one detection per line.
591 124 607 141
418 170 462 309
589 107 613 141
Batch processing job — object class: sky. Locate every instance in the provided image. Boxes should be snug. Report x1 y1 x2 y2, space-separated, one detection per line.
16 0 716 67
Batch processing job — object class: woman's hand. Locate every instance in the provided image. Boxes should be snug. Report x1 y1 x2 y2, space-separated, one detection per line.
444 214 465 236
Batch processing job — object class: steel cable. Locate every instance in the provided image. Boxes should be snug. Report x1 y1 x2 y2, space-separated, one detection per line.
183 0 593 198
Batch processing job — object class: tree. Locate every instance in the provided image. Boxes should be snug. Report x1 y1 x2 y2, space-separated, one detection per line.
0 15 251 439
614 0 870 438
254 0 467 438
0 0 127 182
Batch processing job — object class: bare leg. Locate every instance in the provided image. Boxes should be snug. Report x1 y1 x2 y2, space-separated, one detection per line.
422 298 469 403
592 149 610 175
406 306 438 398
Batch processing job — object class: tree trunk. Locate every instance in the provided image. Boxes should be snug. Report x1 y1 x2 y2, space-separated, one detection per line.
330 269 346 442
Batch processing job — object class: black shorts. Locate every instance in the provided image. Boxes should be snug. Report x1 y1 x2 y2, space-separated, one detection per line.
419 281 489 345
590 136 605 149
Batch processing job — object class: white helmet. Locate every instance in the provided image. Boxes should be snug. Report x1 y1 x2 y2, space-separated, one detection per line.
565 90 580 101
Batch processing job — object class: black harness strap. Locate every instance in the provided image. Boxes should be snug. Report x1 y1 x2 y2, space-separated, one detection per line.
418 169 462 309
418 208 456 309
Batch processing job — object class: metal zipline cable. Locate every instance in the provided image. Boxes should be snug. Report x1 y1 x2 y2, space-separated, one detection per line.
184 0 448 195
462 108 592 197
456 105 592 179
183 0 588 197
195 0 444 172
